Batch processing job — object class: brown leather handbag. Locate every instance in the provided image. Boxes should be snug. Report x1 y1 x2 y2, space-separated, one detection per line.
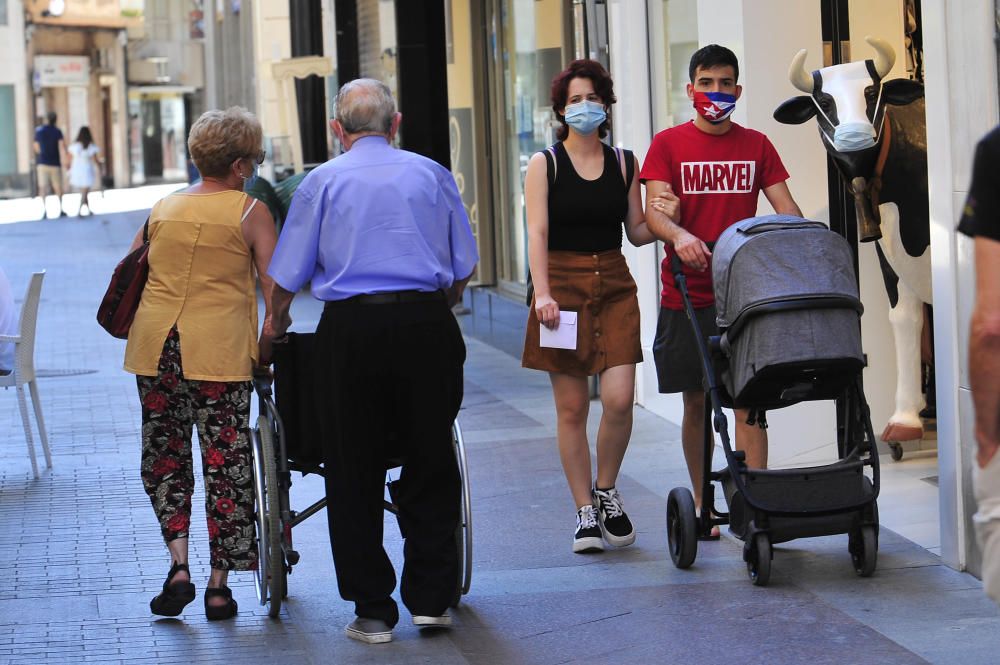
97 219 149 339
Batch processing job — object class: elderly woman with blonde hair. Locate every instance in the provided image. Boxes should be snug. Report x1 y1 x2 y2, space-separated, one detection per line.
123 107 277 620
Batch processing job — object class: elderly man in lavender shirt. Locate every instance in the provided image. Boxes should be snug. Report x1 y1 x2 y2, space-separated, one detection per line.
267 78 478 645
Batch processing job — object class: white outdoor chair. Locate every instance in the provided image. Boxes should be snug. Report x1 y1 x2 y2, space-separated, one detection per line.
0 271 52 478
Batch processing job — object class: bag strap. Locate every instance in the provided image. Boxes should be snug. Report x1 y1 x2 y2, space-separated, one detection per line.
142 218 149 244
542 144 558 186
613 147 635 193
241 198 258 224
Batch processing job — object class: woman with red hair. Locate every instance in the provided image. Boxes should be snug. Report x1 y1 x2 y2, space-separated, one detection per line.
522 59 655 553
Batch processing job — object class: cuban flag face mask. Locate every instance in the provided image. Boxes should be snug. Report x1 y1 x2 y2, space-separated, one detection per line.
693 91 737 124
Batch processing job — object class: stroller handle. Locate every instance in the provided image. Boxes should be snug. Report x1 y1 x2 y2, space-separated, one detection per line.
669 241 715 279
670 252 685 279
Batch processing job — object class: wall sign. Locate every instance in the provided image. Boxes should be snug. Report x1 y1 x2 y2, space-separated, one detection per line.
35 55 90 87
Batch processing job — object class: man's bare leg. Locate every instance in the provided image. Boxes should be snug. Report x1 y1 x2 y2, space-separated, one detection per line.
681 390 709 509
734 408 768 469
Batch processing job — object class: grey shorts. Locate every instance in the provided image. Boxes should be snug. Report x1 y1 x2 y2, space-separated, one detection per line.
652 305 719 394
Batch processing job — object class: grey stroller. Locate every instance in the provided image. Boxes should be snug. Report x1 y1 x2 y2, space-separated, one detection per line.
665 215 880 586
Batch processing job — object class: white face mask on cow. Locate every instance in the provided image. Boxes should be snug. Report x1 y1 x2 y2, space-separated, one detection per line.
810 85 885 153
833 122 877 152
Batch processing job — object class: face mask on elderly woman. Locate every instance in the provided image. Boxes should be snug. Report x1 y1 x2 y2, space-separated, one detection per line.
242 162 259 191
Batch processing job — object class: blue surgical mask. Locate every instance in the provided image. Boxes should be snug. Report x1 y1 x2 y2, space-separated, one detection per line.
564 100 607 136
242 162 259 191
832 122 877 152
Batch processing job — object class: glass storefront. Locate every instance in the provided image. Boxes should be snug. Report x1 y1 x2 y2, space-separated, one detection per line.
0 85 15 177
645 0 700 290
128 92 189 185
649 0 699 134
484 0 570 292
445 0 489 281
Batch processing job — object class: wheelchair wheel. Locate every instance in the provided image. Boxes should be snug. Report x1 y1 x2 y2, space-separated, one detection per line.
253 415 285 617
666 487 698 569
450 420 473 607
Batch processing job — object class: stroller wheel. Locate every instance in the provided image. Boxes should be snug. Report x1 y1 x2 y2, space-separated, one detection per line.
850 525 878 577
746 534 772 586
666 487 698 569
888 442 904 461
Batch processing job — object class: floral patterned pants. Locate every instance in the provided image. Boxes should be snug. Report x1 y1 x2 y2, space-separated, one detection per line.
137 327 257 571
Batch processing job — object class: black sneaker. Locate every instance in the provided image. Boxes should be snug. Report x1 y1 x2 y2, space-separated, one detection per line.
573 505 604 553
593 487 636 547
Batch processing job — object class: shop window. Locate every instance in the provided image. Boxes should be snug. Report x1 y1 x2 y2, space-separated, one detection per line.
648 0 699 290
649 0 699 131
446 0 488 281
356 0 399 118
0 86 14 176
494 0 569 289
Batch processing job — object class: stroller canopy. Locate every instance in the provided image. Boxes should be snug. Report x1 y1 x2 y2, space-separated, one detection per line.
713 215 860 329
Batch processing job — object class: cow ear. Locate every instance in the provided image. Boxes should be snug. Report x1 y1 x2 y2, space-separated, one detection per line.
773 96 817 125
881 78 924 106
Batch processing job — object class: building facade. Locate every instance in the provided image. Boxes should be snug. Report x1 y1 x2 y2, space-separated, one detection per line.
0 0 32 198
22 0 132 193
125 0 207 185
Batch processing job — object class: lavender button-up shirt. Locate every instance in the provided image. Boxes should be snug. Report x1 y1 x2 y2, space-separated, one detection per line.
267 136 478 301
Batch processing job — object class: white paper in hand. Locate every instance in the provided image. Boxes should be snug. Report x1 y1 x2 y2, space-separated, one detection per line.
539 310 578 350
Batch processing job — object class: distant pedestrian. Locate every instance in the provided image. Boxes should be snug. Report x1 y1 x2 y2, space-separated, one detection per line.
34 112 66 218
267 78 478 645
958 125 1000 604
0 266 15 376
522 59 655 554
123 107 278 620
66 126 101 216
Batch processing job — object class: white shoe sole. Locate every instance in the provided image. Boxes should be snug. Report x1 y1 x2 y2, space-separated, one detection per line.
599 521 636 547
413 615 452 628
573 535 605 553
345 626 392 644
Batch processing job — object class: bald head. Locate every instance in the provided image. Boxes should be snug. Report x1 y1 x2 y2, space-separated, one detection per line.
335 78 397 136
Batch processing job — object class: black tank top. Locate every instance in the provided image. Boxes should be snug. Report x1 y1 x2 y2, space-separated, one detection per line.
546 142 629 252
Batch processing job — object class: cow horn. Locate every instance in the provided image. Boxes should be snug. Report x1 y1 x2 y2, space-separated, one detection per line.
865 35 895 78
788 49 813 93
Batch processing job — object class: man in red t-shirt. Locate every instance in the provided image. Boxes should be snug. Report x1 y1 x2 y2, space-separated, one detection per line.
641 44 802 536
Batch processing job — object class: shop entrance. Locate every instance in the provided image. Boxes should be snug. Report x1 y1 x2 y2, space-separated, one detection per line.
810 0 939 554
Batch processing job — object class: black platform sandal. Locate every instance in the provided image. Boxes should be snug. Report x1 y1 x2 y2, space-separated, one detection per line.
204 586 238 621
150 562 196 617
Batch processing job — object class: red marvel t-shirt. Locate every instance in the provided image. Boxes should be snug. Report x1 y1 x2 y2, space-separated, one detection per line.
641 121 789 309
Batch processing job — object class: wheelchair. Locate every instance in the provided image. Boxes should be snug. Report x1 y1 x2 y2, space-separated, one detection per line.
249 333 473 618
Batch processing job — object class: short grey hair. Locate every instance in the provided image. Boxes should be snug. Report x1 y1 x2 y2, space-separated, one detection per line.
334 78 397 135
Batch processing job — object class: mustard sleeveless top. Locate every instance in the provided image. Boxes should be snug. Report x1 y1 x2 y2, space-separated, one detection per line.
124 190 258 381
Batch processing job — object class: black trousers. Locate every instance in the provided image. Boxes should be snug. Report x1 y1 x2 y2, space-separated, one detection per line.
315 297 464 626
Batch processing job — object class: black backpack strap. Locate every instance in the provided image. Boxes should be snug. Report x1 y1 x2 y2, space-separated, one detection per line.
623 148 635 191
542 144 558 187
613 146 635 193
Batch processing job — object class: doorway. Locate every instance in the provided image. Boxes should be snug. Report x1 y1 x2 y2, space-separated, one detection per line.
817 0 939 555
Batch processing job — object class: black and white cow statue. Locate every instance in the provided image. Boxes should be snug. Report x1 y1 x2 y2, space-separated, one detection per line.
773 36 931 446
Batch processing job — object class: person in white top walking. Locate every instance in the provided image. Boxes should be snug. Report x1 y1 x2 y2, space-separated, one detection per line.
66 126 102 216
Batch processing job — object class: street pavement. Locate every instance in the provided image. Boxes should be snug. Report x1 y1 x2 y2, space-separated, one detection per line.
1 205 999 664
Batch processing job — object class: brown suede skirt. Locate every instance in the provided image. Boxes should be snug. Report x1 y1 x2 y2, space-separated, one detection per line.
522 250 642 377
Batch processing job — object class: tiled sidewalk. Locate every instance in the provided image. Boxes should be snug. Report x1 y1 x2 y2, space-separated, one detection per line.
1 210 999 664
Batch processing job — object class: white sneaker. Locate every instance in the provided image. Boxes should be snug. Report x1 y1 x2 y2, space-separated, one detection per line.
345 617 393 644
413 613 452 628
